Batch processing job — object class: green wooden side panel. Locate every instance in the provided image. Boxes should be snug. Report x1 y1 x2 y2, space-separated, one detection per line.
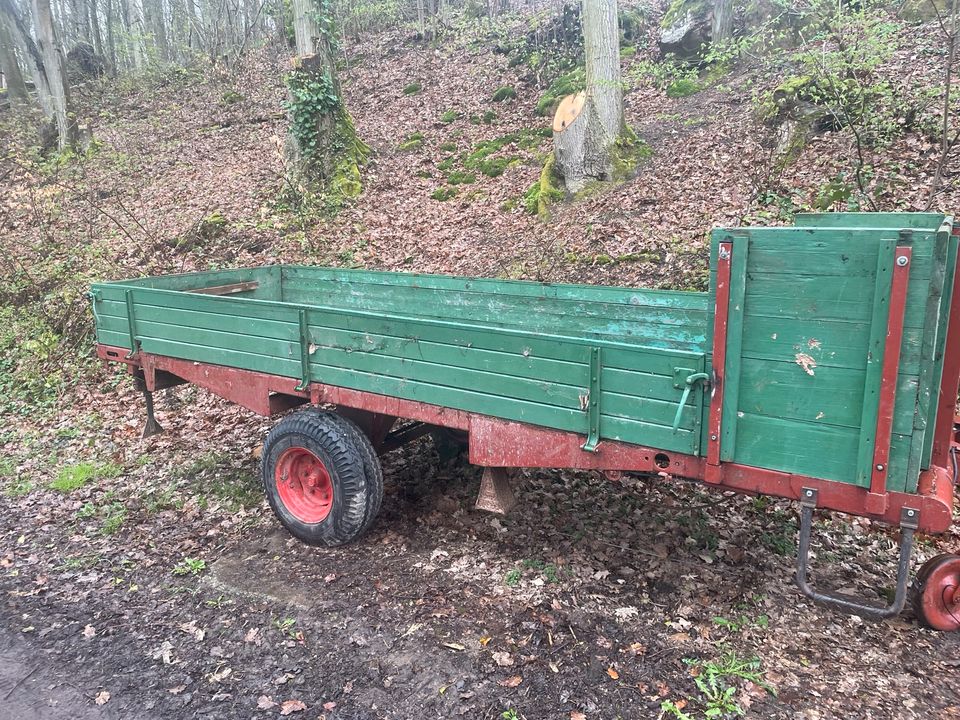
91 282 706 455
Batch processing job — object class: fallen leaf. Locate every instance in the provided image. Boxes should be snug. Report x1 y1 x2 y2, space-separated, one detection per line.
323 701 337 710
607 667 620 680
94 690 110 705
82 624 96 639
244 628 259 643
492 651 514 667
442 642 465 651
257 695 277 710
207 666 232 683
478 635 492 646
167 685 186 695
498 675 522 688
279 699 307 715
571 712 586 720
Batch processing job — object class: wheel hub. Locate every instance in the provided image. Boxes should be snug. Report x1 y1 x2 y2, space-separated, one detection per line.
275 447 334 523
914 553 960 632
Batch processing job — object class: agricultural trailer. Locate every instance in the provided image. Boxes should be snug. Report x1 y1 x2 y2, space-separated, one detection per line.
89 212 960 631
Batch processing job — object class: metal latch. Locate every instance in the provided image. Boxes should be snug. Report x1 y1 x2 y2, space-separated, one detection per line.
671 371 710 431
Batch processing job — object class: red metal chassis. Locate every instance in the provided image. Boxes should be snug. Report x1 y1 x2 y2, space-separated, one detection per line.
96 339 957 535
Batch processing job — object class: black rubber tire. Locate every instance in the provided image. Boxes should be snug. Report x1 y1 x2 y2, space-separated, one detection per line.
327 412 384 534
262 410 371 546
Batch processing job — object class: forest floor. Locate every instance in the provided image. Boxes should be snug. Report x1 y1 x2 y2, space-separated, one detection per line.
1 3 960 719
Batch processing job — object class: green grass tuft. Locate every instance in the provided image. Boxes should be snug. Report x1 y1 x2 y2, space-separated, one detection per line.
51 462 121 493
492 86 517 102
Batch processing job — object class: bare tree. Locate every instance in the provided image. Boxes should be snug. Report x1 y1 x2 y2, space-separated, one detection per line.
0 9 29 103
926 0 958 210
32 0 78 148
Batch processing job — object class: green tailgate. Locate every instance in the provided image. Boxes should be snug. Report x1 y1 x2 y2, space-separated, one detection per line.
91 266 710 456
708 213 956 491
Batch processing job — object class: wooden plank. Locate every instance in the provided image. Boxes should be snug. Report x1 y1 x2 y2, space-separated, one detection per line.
281 265 708 308
854 239 896 487
794 212 945 229
918 227 959 478
719 233 748 462
738 357 918 436
600 415 701 454
187 281 260 296
906 225 949 484
738 317 923 375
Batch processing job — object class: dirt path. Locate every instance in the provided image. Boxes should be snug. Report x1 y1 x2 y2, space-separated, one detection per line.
0 620 138 720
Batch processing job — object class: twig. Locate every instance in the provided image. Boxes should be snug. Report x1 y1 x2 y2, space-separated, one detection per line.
3 666 39 700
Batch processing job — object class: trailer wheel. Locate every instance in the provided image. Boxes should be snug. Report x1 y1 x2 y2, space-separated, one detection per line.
262 411 379 546
328 413 384 533
911 553 960 632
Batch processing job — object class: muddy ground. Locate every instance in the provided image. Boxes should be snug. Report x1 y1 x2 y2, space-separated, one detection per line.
1 381 959 720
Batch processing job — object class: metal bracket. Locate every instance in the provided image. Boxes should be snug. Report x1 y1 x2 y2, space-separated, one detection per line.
796 487 918 620
581 347 602 453
295 309 311 392
87 289 102 329
124 289 139 360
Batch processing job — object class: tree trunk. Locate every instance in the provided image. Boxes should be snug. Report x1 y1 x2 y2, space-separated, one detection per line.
553 0 624 194
89 0 104 58
105 0 116 72
0 10 29 103
0 0 54 114
126 0 147 68
711 0 733 43
32 0 78 149
284 4 368 195
291 0 317 55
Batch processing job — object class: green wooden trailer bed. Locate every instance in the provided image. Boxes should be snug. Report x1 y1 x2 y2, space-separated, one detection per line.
90 212 960 630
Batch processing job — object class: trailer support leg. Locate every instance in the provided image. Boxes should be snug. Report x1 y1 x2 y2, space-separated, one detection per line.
796 487 919 620
132 376 164 438
475 467 516 515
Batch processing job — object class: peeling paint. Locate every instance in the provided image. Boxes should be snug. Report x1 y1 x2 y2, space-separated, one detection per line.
815 411 825 420
795 353 817 376
807 338 821 349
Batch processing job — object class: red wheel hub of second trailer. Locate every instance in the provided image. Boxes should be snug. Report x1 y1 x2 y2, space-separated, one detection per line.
915 554 960 632
275 447 334 523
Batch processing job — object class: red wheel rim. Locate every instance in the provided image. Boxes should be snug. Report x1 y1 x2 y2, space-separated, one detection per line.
916 554 960 632
275 447 334 523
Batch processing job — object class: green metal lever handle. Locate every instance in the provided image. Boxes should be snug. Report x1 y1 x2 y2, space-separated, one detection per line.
672 372 710 431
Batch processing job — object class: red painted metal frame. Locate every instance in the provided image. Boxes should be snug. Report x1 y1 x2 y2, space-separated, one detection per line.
866 245 912 514
931 224 960 473
705 241 733 484
96 343 956 534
